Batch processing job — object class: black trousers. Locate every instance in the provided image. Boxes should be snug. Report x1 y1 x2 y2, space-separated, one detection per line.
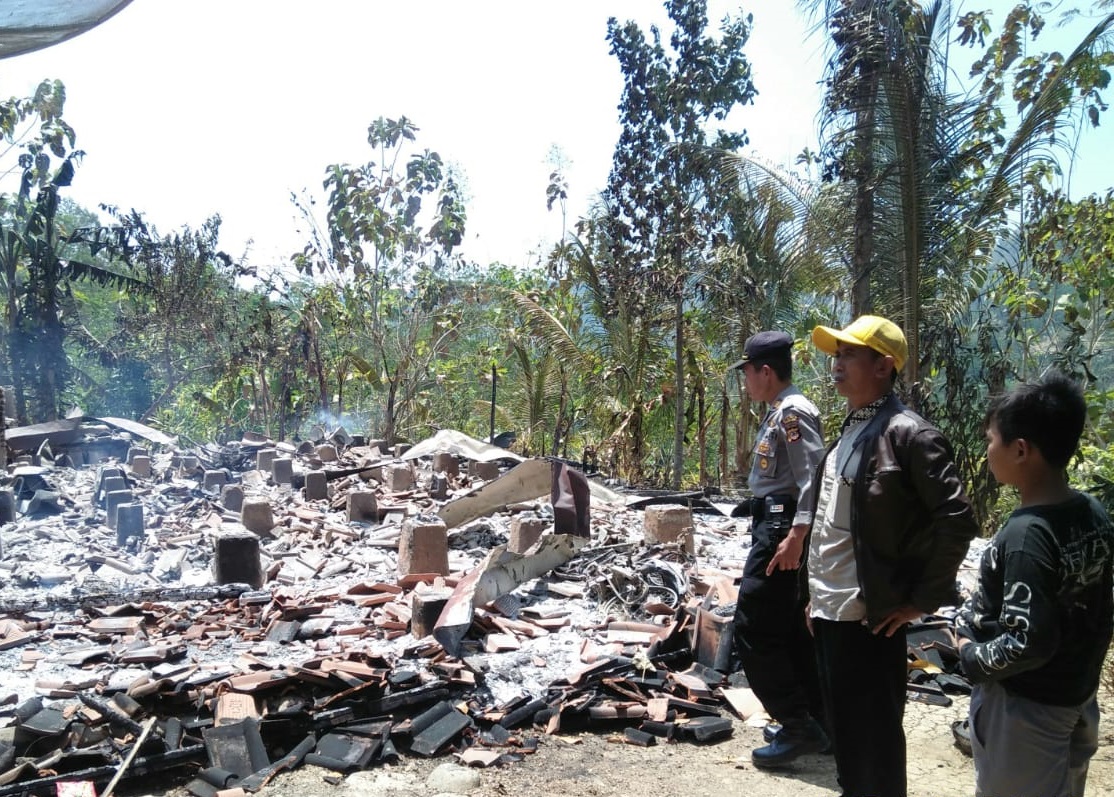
732 518 823 728
813 618 908 797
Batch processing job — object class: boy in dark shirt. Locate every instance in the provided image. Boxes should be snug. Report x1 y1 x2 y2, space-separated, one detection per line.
956 371 1114 797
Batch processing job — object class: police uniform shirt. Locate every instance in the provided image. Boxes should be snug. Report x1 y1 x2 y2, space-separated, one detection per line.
747 385 825 527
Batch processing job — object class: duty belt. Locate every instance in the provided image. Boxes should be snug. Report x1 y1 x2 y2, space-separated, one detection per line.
749 494 796 522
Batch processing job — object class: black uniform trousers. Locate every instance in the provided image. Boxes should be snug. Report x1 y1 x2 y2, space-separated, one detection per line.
732 516 823 729
813 617 908 797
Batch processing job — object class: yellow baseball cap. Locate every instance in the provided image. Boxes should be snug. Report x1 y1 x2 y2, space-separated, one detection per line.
812 315 908 371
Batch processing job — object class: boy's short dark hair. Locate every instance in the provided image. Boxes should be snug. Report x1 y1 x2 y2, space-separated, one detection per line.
987 371 1086 469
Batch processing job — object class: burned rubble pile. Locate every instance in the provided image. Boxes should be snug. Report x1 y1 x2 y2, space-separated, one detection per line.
0 417 981 796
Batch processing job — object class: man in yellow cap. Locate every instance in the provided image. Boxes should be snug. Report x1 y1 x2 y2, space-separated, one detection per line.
807 315 978 797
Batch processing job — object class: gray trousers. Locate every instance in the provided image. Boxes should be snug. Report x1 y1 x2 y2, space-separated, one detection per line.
970 680 1100 797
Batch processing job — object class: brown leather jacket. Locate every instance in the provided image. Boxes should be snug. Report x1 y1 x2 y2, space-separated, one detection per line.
811 393 979 626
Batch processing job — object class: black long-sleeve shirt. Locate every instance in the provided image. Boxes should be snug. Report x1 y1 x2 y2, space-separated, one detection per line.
956 492 1114 706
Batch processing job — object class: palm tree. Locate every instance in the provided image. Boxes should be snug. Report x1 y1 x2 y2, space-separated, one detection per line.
803 0 1114 393
511 223 673 485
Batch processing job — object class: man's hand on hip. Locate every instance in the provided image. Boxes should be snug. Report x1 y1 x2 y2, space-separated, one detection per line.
871 605 922 637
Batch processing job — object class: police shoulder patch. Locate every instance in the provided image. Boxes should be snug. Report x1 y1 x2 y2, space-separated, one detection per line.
782 412 802 443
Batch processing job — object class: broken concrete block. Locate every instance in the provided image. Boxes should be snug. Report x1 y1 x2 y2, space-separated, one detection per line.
398 517 449 578
430 474 448 500
643 504 695 553
126 446 148 464
129 455 152 479
385 463 413 492
255 448 277 472
221 484 244 512
315 444 337 462
470 460 500 481
214 531 264 589
116 503 144 546
180 455 200 472
104 489 134 530
271 457 294 486
393 443 412 458
346 491 377 523
240 498 274 535
304 471 327 501
203 470 228 491
410 590 452 639
508 516 547 554
432 452 458 476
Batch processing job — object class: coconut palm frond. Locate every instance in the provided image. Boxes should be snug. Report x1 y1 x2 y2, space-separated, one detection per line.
509 290 585 369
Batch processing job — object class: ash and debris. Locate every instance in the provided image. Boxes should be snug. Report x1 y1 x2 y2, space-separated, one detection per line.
0 418 978 795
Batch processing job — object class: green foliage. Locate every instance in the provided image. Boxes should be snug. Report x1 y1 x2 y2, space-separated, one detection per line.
603 0 759 486
294 116 470 444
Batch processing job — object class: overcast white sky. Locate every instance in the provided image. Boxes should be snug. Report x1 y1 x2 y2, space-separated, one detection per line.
0 1 825 271
0 1 1108 273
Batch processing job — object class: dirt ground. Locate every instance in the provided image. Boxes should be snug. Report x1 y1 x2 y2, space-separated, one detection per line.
119 688 1114 797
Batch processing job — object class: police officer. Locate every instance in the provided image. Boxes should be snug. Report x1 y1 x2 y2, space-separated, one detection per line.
730 331 829 768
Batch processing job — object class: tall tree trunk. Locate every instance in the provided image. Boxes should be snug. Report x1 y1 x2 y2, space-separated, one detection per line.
697 382 706 486
672 283 685 490
719 386 729 488
851 66 880 316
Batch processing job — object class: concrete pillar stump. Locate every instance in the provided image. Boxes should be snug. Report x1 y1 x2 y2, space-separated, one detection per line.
240 498 274 535
202 470 228 491
129 455 152 479
346 491 378 523
398 517 449 578
0 489 15 523
116 503 144 546
304 471 328 501
256 448 277 473
221 485 244 512
643 504 695 553
432 452 458 476
105 490 135 530
385 463 413 492
315 444 338 462
126 446 148 465
430 474 449 501
100 476 128 503
410 590 452 638
271 457 294 485
213 531 264 589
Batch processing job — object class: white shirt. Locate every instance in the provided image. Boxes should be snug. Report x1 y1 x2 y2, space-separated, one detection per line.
808 420 870 621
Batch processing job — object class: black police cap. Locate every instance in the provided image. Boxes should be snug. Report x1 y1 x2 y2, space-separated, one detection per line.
729 330 792 370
